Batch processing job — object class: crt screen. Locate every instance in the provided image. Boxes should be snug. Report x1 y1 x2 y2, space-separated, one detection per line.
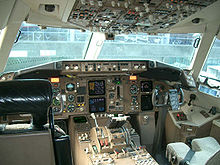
141 94 153 111
88 80 105 96
89 97 106 113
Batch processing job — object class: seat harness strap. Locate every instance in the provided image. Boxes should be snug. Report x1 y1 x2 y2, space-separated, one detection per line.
179 149 195 165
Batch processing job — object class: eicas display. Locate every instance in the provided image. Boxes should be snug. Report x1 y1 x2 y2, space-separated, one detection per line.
89 97 106 113
88 80 105 95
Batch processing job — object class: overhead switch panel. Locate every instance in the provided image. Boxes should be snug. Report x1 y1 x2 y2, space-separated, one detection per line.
68 0 216 34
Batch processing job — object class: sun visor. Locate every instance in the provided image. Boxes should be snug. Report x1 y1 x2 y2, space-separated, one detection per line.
0 0 16 30
217 30 220 40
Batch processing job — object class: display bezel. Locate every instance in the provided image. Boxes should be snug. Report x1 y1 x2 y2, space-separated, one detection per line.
89 97 106 113
141 94 153 111
141 81 153 92
88 80 105 96
66 83 75 92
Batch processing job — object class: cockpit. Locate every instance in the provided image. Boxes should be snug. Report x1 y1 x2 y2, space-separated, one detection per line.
0 0 220 165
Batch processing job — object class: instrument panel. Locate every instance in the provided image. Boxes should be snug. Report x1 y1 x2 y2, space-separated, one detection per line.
0 60 182 120
50 61 158 116
50 61 156 117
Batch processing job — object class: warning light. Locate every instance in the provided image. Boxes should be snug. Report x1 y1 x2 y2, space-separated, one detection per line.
50 77 60 83
129 75 137 81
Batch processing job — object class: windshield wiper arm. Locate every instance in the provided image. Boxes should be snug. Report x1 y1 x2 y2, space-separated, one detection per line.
200 75 220 89
14 30 21 43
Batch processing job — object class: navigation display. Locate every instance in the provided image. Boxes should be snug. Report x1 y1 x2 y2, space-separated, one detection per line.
89 97 106 113
141 81 153 92
88 80 105 96
141 95 153 111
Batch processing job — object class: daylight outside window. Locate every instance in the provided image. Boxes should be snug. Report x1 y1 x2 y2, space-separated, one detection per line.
5 22 92 72
5 22 200 73
0 30 2 38
98 33 200 69
199 38 220 97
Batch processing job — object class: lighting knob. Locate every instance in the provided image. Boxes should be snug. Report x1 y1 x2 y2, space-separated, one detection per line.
1 77 6 81
81 0 86 5
98 1 103 7
124 2 128 8
144 3 148 8
139 12 144 17
135 7 139 12
90 0 94 6
85 133 88 139
145 7 150 13
111 1 116 7
149 15 154 23
134 65 139 69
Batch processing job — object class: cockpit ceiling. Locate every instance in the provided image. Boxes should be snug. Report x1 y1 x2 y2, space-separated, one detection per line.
67 0 217 34
19 0 219 35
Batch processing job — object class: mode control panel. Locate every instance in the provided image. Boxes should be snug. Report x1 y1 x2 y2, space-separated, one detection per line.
63 61 147 73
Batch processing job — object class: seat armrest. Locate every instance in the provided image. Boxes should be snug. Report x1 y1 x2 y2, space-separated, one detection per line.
192 137 220 152
166 142 190 164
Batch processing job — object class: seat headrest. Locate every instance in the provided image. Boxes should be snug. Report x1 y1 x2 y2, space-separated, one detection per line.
0 79 53 128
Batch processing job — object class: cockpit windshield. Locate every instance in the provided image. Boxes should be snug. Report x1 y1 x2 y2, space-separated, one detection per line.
4 22 200 72
98 33 199 68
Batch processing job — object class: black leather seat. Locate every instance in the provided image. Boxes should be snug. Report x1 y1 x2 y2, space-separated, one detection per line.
0 79 52 129
0 79 56 165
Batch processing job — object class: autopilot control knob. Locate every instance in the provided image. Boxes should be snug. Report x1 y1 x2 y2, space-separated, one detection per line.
134 65 139 69
124 2 128 8
111 1 116 7
98 1 103 6
84 147 89 154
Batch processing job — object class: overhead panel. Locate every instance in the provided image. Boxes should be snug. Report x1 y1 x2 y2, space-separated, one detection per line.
67 0 217 34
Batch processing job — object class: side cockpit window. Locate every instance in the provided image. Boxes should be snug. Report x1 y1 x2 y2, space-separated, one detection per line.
199 38 220 97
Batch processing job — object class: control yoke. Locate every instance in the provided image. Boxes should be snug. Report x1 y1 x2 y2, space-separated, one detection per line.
57 93 64 113
152 88 184 110
152 87 184 156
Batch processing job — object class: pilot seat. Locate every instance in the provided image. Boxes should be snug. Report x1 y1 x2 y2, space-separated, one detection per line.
166 136 220 165
0 79 72 165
